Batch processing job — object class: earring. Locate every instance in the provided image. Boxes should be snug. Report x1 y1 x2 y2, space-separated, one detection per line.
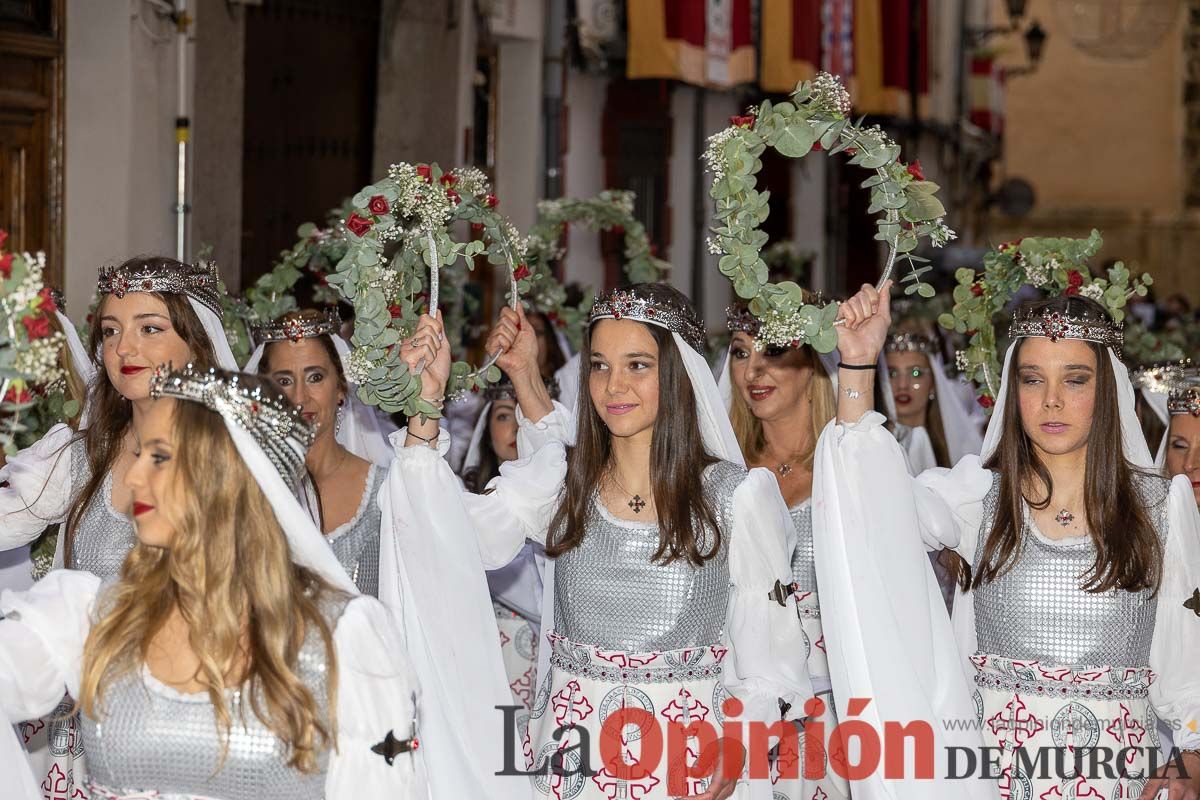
929 390 936 401
335 400 344 437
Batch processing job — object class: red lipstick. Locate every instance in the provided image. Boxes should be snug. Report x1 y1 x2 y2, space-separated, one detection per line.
132 502 155 517
121 365 147 376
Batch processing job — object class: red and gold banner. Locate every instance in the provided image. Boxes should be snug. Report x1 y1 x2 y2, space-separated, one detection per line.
626 0 756 89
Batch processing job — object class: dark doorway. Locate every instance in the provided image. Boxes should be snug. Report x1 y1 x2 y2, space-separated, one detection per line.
240 0 381 285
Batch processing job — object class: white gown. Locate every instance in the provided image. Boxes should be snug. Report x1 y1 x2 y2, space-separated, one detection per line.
387 405 813 800
812 411 1200 800
0 570 427 800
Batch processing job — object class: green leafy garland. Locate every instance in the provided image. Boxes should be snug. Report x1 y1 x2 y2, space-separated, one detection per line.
0 233 73 455
938 231 1153 409
330 163 525 417
705 72 955 353
524 190 668 351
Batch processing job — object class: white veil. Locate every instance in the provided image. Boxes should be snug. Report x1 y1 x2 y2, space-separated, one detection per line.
929 351 985 464
246 335 394 466
981 341 1153 468
190 299 239 371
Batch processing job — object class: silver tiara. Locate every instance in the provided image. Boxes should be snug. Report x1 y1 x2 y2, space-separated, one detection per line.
725 306 759 334
1131 361 1193 395
149 365 315 489
885 332 936 354
97 259 222 318
254 308 342 345
1169 386 1200 417
484 376 560 403
589 288 706 353
1008 306 1123 351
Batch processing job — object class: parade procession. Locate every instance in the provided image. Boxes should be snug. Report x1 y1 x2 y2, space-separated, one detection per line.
1 1 1199 798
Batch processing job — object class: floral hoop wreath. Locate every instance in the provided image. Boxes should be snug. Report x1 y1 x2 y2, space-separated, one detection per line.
705 72 955 353
0 232 71 454
524 190 669 351
938 230 1153 410
330 163 525 417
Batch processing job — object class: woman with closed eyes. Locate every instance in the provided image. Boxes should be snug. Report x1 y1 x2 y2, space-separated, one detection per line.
812 289 1200 800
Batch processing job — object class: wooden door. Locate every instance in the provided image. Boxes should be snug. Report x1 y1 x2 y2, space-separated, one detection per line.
0 0 65 286
240 0 381 286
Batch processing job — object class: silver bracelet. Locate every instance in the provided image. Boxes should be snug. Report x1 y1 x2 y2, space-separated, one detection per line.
419 395 445 410
843 386 862 400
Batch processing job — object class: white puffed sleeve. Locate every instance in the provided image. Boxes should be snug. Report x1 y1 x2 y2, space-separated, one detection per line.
515 399 575 454
0 570 100 800
721 467 812 726
812 412 997 800
325 596 428 799
376 430 542 800
0 424 76 550
1148 475 1200 750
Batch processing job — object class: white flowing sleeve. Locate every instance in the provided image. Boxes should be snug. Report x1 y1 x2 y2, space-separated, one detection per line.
1148 475 1200 750
721 467 812 726
812 412 998 800
325 596 428 800
0 570 100 800
376 431 542 800
0 424 76 549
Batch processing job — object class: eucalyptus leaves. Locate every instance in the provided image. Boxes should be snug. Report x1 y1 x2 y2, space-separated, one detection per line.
940 231 1154 407
330 163 524 417
705 72 954 352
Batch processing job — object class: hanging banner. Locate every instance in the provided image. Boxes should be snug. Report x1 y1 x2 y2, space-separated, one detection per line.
626 0 756 88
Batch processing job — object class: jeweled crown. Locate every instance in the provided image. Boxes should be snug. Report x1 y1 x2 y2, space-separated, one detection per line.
484 376 560 403
150 365 315 489
725 305 759 335
97 259 222 318
1131 361 1192 395
589 288 707 353
1008 305 1123 351
1165 366 1200 417
254 308 342 345
885 332 936 354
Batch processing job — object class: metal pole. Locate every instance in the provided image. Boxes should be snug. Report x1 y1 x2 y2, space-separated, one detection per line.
174 0 191 262
690 87 707 315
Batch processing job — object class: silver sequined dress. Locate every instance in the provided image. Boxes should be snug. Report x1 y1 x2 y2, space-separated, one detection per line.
66 440 138 577
81 588 351 800
326 464 384 597
526 461 753 799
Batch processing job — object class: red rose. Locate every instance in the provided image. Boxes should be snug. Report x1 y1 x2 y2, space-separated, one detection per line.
37 287 57 314
811 141 823 152
485 194 498 208
416 165 433 183
0 229 7 249
439 173 458 188
978 395 995 409
1064 286 1079 296
610 224 625 235
966 329 978 337
513 264 531 281
446 188 461 205
22 314 52 340
3 386 32 405
346 212 373 237
367 195 390 215
906 159 925 181
970 283 983 297
844 147 857 156
388 304 403 319
315 271 329 286
729 114 756 129
470 222 485 234
0 252 12 279
1067 269 1084 287
999 238 1023 252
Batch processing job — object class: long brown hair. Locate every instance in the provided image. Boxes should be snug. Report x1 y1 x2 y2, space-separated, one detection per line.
924 392 952 468
962 296 1162 594
547 283 720 566
79 380 340 773
64 260 218 566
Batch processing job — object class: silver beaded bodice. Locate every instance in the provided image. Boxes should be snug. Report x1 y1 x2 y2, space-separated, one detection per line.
552 461 746 652
789 501 817 594
972 472 1170 668
68 440 137 578
81 589 351 800
327 464 384 597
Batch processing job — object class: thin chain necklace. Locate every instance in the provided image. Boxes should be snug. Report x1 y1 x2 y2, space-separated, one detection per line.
766 442 808 477
608 470 651 514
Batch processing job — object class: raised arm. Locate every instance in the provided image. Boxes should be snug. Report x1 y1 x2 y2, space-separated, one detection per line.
0 424 76 550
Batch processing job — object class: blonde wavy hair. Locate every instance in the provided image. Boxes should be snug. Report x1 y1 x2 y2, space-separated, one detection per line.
79 381 341 773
